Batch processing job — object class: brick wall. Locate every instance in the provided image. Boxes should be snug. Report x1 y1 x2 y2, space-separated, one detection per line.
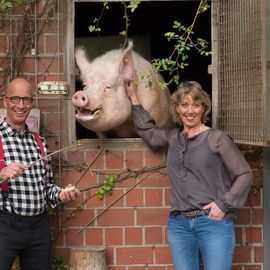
54 141 263 270
0 1 264 269
0 0 65 153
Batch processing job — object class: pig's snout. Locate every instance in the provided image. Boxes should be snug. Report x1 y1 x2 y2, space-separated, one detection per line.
72 91 89 107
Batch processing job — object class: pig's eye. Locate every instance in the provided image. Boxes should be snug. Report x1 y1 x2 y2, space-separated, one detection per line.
104 82 113 91
82 84 86 90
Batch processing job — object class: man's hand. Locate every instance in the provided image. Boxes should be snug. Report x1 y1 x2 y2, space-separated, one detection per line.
0 162 27 181
58 184 80 203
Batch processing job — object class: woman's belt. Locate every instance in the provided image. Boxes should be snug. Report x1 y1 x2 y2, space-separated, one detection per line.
170 208 209 218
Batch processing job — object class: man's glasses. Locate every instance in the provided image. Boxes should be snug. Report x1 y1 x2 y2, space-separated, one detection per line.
5 96 33 105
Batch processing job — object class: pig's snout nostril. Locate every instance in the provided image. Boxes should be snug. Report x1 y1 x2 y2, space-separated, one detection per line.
72 91 89 107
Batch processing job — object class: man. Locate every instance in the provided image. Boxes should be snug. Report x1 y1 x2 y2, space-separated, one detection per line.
0 77 80 270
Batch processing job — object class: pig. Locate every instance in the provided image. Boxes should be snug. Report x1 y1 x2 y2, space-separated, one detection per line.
72 41 173 138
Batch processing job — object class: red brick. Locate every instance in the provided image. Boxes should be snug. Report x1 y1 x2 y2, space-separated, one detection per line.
145 227 163 244
0 34 7 52
46 112 64 133
62 208 94 227
36 0 47 13
37 74 64 83
233 246 252 263
52 229 64 246
231 266 243 270
52 247 70 266
117 176 137 188
85 228 104 245
86 190 104 208
63 149 84 166
165 188 171 206
106 150 124 169
105 189 124 207
126 188 144 207
252 170 263 185
22 57 36 73
235 227 243 244
139 172 169 187
45 35 63 53
38 98 61 112
65 228 84 246
105 228 123 245
46 136 60 151
137 208 169 226
61 194 85 210
245 192 261 207
62 169 97 190
164 228 169 244
245 227 262 244
97 208 135 226
254 246 263 263
125 227 142 245
116 247 153 265
106 246 115 266
37 18 60 33
145 150 166 167
85 148 105 169
248 158 262 168
235 208 251 225
38 56 64 73
37 36 45 54
61 170 80 187
251 208 263 225
126 150 144 168
146 188 163 206
155 246 173 264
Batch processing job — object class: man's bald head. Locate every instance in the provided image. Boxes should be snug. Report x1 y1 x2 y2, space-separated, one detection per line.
6 78 34 97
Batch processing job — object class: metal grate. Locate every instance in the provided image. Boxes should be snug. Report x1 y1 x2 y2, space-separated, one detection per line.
217 0 263 145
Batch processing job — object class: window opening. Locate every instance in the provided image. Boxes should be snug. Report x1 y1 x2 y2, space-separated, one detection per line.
74 1 211 139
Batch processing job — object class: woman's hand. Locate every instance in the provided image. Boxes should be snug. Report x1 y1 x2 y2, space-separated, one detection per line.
203 201 225 220
124 71 140 105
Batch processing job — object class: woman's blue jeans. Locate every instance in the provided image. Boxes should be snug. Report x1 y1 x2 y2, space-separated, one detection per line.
168 214 235 270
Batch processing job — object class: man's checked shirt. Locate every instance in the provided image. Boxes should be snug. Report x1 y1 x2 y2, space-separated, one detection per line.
0 121 61 216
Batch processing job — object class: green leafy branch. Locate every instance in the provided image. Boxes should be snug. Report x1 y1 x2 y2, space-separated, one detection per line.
97 174 116 200
52 256 64 270
88 0 140 46
151 0 211 87
0 0 21 12
87 0 210 89
49 145 166 238
88 0 109 34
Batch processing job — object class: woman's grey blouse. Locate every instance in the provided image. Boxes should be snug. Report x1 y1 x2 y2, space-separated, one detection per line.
132 105 253 220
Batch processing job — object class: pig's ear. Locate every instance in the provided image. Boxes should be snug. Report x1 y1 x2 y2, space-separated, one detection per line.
75 48 92 78
119 41 134 77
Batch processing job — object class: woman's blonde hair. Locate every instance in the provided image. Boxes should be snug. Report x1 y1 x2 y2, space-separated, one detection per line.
169 80 211 126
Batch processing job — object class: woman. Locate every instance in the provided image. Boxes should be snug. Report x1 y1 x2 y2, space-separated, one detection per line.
125 79 252 270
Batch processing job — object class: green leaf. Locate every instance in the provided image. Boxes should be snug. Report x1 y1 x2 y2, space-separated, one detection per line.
62 226 68 234
127 0 140 13
76 204 84 210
